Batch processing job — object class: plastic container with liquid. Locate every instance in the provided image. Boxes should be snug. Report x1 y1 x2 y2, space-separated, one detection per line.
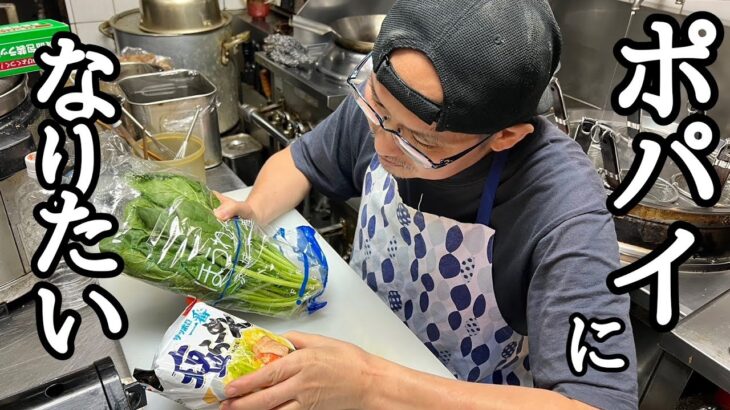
135 132 206 183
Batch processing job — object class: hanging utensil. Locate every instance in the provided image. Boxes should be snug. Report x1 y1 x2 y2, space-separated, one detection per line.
549 77 570 135
141 130 149 160
96 120 162 161
174 107 202 160
121 106 176 159
599 127 622 190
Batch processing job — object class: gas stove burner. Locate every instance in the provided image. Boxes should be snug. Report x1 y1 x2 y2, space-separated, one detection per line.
315 42 367 83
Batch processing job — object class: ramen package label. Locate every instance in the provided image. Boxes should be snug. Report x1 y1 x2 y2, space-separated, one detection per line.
134 301 294 409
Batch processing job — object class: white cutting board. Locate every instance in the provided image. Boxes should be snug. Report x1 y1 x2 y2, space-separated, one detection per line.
104 187 453 410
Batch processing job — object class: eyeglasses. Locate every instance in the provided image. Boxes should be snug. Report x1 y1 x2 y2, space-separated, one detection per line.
346 52 490 169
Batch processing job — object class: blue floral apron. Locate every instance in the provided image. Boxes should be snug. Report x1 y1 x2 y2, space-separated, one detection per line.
349 152 532 385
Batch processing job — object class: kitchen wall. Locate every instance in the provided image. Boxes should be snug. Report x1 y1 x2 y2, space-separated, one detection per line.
64 0 249 49
614 0 730 24
548 0 730 135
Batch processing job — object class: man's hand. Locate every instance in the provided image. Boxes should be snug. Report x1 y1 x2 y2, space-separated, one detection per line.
220 332 376 410
213 192 259 223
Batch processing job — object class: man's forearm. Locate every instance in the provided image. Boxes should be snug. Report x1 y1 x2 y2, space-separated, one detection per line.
247 146 312 225
363 355 594 410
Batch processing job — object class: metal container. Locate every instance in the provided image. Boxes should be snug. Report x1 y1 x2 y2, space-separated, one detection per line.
118 69 222 168
71 62 162 99
221 133 263 186
139 0 225 34
0 357 146 409
0 74 28 118
0 170 37 304
0 127 34 180
101 9 250 134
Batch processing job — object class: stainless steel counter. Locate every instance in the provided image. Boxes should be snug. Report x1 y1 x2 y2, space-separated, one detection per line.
206 162 247 192
626 256 730 408
0 301 130 400
631 270 730 319
661 290 730 393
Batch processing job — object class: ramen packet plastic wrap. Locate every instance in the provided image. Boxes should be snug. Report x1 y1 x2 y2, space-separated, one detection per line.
134 301 294 409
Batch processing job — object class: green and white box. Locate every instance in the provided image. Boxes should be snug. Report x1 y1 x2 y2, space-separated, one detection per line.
0 19 70 78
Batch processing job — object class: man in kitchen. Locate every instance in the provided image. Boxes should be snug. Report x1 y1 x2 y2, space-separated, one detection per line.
214 0 638 408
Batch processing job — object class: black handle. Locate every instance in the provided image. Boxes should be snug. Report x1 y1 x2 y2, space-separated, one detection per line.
575 117 595 154
599 129 621 189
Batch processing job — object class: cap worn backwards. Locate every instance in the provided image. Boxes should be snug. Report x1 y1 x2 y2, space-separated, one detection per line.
372 0 562 135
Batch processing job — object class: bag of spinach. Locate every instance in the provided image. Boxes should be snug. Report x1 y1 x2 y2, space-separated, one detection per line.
97 146 328 317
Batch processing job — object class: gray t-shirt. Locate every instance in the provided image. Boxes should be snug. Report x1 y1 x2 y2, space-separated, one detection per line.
291 96 638 409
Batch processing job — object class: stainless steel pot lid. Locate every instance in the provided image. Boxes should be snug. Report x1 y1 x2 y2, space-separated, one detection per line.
109 9 231 37
139 0 225 35
0 75 28 118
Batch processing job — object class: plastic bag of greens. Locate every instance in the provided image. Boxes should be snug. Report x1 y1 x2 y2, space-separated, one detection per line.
97 167 328 318
134 301 294 409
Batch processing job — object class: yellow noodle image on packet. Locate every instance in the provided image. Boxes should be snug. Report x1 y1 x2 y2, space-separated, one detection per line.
133 301 294 409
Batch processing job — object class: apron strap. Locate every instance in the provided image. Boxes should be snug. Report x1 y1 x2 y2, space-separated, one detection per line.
476 150 510 226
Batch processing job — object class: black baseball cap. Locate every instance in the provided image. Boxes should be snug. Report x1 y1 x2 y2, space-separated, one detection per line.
372 0 562 135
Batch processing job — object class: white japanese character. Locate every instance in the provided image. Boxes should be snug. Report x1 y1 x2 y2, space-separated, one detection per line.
32 189 121 278
613 13 722 123
55 69 117 122
568 313 629 376
82 284 128 339
67 123 99 195
34 36 85 104
33 190 91 276
37 122 67 186
33 282 81 360
607 222 699 331
85 49 116 76
608 115 721 214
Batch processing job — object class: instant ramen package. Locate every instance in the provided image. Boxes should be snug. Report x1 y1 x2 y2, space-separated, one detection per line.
134 301 294 409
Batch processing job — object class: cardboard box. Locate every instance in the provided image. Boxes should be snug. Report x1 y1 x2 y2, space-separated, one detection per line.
0 19 70 78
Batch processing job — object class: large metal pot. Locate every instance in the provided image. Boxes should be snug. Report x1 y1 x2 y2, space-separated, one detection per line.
100 9 249 134
139 0 225 34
